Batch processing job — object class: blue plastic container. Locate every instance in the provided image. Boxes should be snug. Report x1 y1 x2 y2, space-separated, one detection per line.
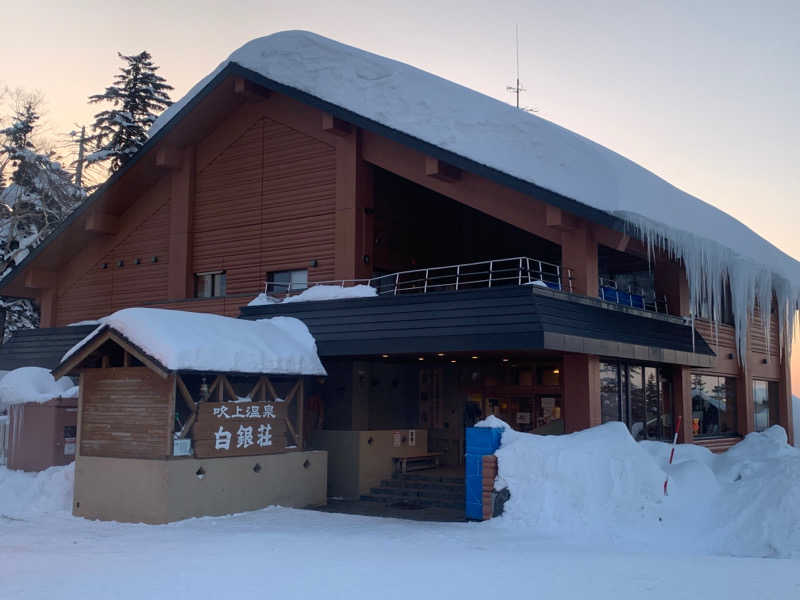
464 427 503 520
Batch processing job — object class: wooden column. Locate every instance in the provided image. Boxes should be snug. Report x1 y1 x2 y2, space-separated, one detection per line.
560 224 598 297
167 148 195 300
562 354 601 432
738 361 754 437
672 367 693 443
37 288 58 328
655 255 691 316
334 131 373 281
778 354 794 445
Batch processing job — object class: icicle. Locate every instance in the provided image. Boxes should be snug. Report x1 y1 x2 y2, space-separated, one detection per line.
619 212 800 365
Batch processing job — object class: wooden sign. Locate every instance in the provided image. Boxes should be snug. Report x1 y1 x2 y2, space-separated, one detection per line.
192 401 290 458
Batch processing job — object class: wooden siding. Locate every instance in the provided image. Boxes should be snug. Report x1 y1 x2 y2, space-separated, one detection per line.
80 367 172 459
193 116 336 296
56 201 170 325
751 307 780 357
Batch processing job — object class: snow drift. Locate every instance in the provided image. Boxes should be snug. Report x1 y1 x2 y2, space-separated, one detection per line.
248 284 377 307
151 30 800 358
0 463 74 519
485 418 800 558
61 308 326 376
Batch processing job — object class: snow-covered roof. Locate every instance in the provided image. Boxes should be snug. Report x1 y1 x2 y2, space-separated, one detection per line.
60 308 326 376
152 31 800 358
0 367 77 406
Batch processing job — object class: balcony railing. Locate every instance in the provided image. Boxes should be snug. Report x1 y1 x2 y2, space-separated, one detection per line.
264 257 572 297
599 277 669 314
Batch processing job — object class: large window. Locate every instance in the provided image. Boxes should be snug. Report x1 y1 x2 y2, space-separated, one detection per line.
753 380 779 432
600 360 671 441
690 374 738 437
194 271 226 298
267 269 308 293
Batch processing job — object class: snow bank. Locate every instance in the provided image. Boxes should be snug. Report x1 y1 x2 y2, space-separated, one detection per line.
491 421 800 557
248 284 377 307
0 367 75 406
151 31 800 358
0 463 74 518
62 308 326 376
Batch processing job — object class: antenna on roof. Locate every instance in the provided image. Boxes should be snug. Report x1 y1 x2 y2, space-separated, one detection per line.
506 25 536 113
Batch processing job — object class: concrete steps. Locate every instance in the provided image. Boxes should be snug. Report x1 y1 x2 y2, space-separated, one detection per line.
360 471 465 510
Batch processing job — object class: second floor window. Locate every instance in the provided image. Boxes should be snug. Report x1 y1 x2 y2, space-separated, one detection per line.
195 271 226 298
267 269 308 294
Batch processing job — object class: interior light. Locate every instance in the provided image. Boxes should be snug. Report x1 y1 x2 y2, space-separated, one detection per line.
436 352 445 357
418 357 425 361
502 358 509 363
450 360 457 364
381 354 389 358
553 369 560 374
471 356 479 360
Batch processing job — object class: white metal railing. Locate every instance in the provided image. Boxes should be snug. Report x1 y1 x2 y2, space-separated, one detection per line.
599 277 669 313
264 257 573 298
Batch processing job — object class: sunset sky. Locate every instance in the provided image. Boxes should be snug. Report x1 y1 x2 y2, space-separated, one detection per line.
3 0 799 390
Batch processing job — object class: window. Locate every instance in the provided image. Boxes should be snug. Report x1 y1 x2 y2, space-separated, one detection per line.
753 380 779 432
600 360 671 441
690 374 738 437
267 269 308 293
195 271 226 298
697 284 734 325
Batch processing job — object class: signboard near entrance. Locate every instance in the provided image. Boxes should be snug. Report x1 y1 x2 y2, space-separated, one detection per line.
193 401 289 458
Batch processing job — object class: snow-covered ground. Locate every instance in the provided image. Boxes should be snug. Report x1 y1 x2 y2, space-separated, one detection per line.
3 421 800 599
1 476 798 600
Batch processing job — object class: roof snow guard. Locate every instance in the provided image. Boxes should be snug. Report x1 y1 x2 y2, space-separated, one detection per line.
53 308 326 379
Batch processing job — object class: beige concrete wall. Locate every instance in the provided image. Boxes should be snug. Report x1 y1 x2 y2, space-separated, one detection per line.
73 450 327 524
312 430 359 499
313 429 429 498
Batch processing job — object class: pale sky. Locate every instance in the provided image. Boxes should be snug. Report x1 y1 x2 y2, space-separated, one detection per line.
3 0 800 390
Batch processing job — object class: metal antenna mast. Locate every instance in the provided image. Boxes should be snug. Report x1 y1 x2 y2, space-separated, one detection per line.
506 25 525 109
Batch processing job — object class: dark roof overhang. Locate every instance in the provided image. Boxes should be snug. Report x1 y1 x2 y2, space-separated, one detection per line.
239 286 716 368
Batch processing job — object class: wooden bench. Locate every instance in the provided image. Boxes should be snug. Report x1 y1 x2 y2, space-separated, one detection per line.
694 436 742 454
393 453 442 474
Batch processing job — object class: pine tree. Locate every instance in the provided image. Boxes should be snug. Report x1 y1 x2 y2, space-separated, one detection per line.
0 99 85 340
87 51 173 173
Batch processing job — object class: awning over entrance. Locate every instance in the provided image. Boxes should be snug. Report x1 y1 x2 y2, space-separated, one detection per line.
240 286 715 367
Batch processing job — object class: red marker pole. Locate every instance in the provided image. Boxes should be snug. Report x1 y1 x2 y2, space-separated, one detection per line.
663 415 683 496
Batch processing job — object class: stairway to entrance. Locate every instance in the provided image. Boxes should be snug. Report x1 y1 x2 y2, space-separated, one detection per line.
361 468 465 510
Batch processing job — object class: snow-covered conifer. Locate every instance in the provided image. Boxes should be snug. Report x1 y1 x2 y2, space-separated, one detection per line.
87 51 173 173
0 99 85 340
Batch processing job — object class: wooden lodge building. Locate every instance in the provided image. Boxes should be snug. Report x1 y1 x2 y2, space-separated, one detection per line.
0 32 794 516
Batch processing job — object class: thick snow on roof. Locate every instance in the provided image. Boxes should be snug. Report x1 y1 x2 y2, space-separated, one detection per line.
152 31 800 356
0 366 77 406
62 308 326 376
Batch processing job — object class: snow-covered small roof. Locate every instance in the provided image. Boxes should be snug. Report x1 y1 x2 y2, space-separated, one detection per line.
60 308 326 376
0 367 77 406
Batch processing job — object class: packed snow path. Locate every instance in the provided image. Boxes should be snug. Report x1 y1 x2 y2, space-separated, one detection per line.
2 506 799 600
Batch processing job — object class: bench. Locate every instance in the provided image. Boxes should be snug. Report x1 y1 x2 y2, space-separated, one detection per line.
392 453 442 474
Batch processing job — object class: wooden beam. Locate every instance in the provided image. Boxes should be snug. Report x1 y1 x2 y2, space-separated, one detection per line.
424 156 461 182
207 375 222 400
155 147 183 170
176 375 195 412
233 77 271 102
247 377 264 400
322 113 352 136
283 379 301 407
167 374 177 456
222 376 237 402
264 377 278 401
545 205 579 232
84 212 119 236
24 268 57 289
